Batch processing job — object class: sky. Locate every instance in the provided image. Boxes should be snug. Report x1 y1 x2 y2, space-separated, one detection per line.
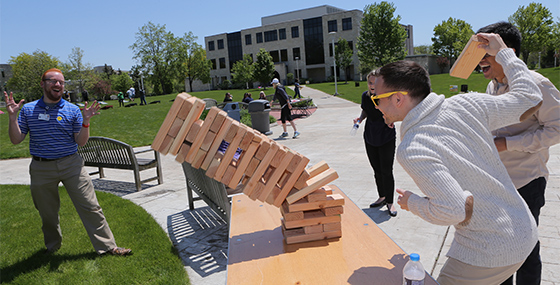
1 0 558 71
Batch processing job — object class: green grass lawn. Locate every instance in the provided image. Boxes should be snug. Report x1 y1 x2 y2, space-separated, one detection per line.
0 184 189 284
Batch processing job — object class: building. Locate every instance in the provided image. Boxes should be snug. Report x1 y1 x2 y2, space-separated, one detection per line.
202 5 413 91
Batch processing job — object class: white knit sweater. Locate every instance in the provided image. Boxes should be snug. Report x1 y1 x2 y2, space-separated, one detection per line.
397 48 540 268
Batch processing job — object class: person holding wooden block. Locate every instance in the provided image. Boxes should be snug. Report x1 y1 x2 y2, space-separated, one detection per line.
476 22 560 285
371 33 541 284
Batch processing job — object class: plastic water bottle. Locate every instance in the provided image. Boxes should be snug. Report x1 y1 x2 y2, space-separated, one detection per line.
350 123 359 136
403 253 425 285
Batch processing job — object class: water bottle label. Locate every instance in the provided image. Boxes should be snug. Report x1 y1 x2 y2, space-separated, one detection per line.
403 278 424 285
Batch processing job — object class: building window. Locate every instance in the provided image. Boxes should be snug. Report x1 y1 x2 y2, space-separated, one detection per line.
210 59 217 70
279 28 286 40
303 17 324 65
293 47 301 60
217 39 224 49
280 49 288 62
256 32 263 43
269 50 280 63
329 43 337 57
291 26 299 38
208 41 215 51
245 34 252 45
328 20 337 33
264 30 278 42
219 57 226 69
348 41 353 51
342 18 352 31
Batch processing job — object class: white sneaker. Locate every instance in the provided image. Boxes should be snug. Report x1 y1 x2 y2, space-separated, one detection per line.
293 131 300 138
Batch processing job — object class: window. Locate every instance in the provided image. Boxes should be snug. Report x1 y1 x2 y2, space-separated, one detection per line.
211 59 217 70
328 20 337 33
245 34 252 45
329 43 335 57
269 50 280 63
208 41 215 51
219 57 226 69
280 49 288 62
291 26 299 38
279 28 286 40
217 39 224 49
348 41 353 51
264 30 278 42
256 32 263 43
342 18 352 31
303 17 324 65
292 47 301 60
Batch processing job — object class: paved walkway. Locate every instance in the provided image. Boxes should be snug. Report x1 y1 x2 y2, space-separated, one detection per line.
1 86 558 284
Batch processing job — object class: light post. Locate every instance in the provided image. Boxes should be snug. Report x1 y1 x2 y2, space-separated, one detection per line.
295 57 299 80
329 31 338 96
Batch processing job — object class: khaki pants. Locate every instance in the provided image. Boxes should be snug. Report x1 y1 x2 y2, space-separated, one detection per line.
30 154 117 254
437 257 523 285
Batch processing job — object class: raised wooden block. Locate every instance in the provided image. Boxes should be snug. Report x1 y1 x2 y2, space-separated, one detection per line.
287 193 345 212
272 155 310 207
201 118 233 170
221 164 237 186
293 170 310 190
283 209 341 229
286 168 339 204
210 111 227 133
200 131 217 151
450 35 487 79
214 122 246 181
259 148 294 202
176 97 194 120
246 142 280 198
244 157 261 178
175 142 191 163
185 107 221 163
168 117 184 138
227 139 261 189
152 93 189 152
169 97 205 155
254 138 271 160
160 135 174 155
185 120 203 143
308 160 329 177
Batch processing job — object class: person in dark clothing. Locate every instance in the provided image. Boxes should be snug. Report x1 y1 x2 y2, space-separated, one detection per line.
138 89 147 105
353 70 397 216
81 90 89 102
223 92 233 102
272 78 299 138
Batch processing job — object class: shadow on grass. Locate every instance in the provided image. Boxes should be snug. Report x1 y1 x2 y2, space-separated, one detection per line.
0 250 98 283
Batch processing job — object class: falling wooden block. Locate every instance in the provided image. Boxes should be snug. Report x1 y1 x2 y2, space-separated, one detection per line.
185 120 203 143
450 35 486 79
169 97 205 155
272 155 310 207
245 142 280 198
308 160 329 177
175 142 191 163
167 117 185 138
201 118 233 170
152 93 189 152
221 164 237 186
293 170 311 190
259 148 294 202
307 189 327 202
160 135 175 155
214 122 246 181
227 138 262 189
286 168 339 204
185 107 222 163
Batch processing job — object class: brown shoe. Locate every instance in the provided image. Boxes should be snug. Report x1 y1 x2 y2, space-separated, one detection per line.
108 247 132 256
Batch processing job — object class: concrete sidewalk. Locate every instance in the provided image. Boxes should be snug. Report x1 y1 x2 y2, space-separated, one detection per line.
1 86 558 284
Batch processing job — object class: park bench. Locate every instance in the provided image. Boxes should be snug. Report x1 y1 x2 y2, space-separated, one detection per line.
77 136 163 191
181 162 232 223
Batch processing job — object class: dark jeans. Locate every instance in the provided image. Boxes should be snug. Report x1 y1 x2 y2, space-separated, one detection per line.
365 138 396 204
501 177 546 285
294 88 301 98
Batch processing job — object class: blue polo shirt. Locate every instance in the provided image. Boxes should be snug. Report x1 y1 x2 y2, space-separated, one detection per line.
18 97 83 159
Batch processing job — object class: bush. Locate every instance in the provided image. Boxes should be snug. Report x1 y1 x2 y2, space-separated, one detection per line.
217 80 231 90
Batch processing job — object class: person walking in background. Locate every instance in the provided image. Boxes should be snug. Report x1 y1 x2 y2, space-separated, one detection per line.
476 22 560 285
81 89 89 102
353 70 397 216
127 87 135 102
242 92 254 104
138 89 147 105
3 68 131 256
294 79 302 99
272 78 300 139
373 34 541 284
117 91 125 107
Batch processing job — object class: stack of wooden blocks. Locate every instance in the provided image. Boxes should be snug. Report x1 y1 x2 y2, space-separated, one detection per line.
152 93 345 244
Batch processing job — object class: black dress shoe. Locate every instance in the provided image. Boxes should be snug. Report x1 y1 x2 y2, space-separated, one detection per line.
369 200 387 208
387 204 397 217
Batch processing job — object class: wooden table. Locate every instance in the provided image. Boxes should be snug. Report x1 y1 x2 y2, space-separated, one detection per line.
227 186 439 284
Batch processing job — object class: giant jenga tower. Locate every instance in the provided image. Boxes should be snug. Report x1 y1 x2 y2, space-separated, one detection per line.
152 93 344 244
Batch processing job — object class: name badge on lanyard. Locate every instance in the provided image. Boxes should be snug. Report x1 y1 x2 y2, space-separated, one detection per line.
38 113 50 121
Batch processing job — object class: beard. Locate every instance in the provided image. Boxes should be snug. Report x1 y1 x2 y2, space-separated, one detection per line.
43 87 63 102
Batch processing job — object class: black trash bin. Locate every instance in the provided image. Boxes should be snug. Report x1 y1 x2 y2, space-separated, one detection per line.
223 102 241 122
461 84 468 93
355 82 360 87
248 100 272 135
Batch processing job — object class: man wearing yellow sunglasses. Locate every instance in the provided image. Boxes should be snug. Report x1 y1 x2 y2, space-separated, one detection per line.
372 33 542 284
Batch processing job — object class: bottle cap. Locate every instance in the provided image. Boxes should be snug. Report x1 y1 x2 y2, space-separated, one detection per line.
410 253 420 262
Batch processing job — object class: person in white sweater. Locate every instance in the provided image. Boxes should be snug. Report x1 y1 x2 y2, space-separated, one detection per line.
477 22 560 285
371 33 542 284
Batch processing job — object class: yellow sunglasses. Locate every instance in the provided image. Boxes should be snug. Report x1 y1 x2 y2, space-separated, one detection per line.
370 91 408 106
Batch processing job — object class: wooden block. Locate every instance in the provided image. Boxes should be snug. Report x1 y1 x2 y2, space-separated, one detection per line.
223 120 240 142
169 97 205 155
269 146 287 168
322 206 344 216
244 157 261 178
283 209 341 229
284 230 341 244
210 111 227 133
200 131 217 151
307 189 327 202
281 202 304 221
323 222 342 232
152 93 189 151
286 168 339 204
201 118 233 170
175 142 191 163
272 155 310 207
176 97 194 120
287 193 345 212
160 135 174 155
246 181 266 200
221 164 237 186
205 156 222 178
168 117 184 138
185 107 221 163
238 129 255 150
286 154 302 173
185 120 203 143
450 35 486 79
246 142 280 198
266 185 281 205
214 123 246 181
192 149 207 169
227 140 262 189
259 149 294 203
308 160 329 178
254 138 271 160
304 224 323 235
293 170 310 190
321 185 334 195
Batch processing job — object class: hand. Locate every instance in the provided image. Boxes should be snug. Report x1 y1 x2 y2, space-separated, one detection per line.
396 188 412 211
476 33 508 56
494 137 507 152
3 91 25 116
353 117 361 124
82 101 101 121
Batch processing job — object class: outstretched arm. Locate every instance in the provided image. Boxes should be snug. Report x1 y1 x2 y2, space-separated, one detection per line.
4 91 26 144
74 101 100 146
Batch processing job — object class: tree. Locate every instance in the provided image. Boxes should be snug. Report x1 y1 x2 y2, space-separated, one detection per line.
130 22 179 95
64 47 95 94
414 45 433 55
232 54 254 89
103 64 114 81
432 17 473 66
177 32 211 92
111 72 134 94
253 49 275 88
357 1 407 72
335 38 353 83
91 79 114 101
7 50 61 101
509 2 554 63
